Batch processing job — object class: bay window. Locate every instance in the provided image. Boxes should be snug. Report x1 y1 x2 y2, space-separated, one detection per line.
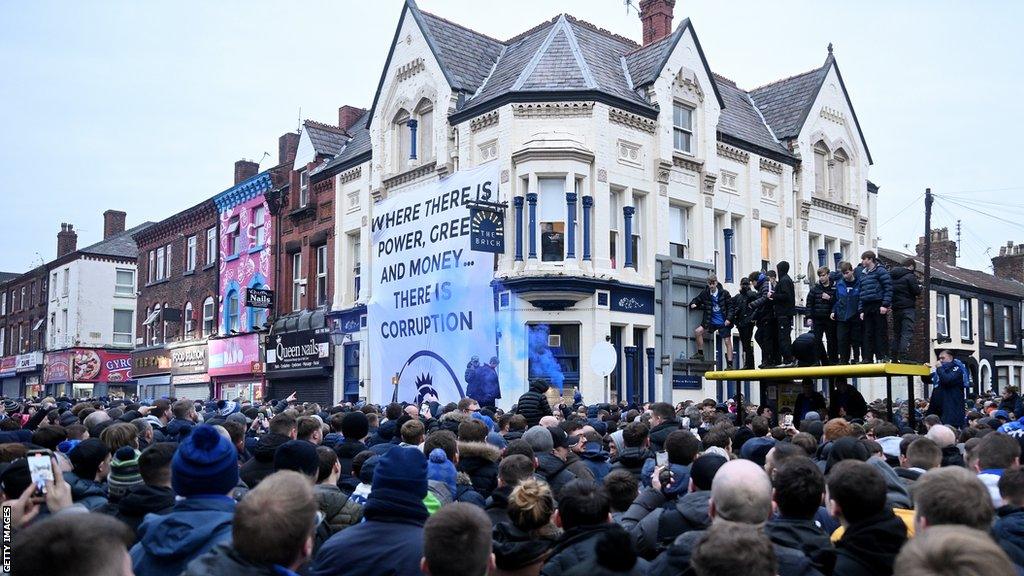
538 178 565 262
669 204 689 259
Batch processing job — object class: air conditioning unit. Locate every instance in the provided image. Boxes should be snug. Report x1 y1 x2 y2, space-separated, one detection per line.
548 334 561 348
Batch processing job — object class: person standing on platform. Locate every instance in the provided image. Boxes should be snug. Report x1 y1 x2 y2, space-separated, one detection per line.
468 356 501 409
923 350 970 429
832 262 863 364
806 266 838 365
731 275 759 370
689 274 733 366
889 258 922 363
752 271 780 368
771 261 797 368
858 251 893 363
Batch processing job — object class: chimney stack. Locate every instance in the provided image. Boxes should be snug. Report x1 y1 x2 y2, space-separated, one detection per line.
103 210 126 239
234 159 260 185
279 133 299 166
915 227 957 267
57 223 78 258
639 0 675 46
338 105 366 133
993 240 1024 284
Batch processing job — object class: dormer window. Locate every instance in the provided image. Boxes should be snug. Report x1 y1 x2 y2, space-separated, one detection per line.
673 102 694 154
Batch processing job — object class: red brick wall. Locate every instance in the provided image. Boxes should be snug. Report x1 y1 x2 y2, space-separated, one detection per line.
275 162 335 317
639 0 675 46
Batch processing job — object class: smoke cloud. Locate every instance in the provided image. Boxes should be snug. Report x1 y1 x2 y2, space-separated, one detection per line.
528 324 565 390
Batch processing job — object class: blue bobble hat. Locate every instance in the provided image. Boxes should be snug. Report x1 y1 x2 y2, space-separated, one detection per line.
172 424 239 497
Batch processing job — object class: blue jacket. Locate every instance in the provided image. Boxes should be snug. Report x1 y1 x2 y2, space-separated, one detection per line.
165 418 195 442
832 277 861 322
131 496 236 576
858 263 892 306
926 359 970 428
308 518 424 576
579 443 612 482
467 364 501 405
995 506 1024 567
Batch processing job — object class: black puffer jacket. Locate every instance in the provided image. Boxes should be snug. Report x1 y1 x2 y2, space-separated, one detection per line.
239 432 291 489
517 380 553 427
542 524 648 576
536 452 576 499
334 438 367 478
457 441 501 498
766 517 836 576
805 281 837 320
105 484 175 540
773 262 796 317
729 287 758 327
689 286 732 328
610 447 655 485
889 266 921 310
648 529 823 576
648 421 681 453
833 510 907 576
181 543 281 576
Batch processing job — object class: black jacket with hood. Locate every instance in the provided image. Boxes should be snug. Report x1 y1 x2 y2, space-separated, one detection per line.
517 380 553 427
239 432 291 489
832 509 907 576
773 261 796 317
457 440 501 498
689 286 732 328
805 281 838 320
766 516 836 576
889 265 921 310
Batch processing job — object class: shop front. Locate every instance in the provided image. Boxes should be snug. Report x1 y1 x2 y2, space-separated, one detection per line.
43 349 134 398
1 356 20 397
133 346 172 400
169 342 211 400
266 310 334 406
208 333 264 402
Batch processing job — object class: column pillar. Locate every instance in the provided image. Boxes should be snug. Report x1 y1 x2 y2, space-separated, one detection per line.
513 196 524 262
407 119 418 160
646 347 656 402
581 196 593 261
817 248 827 268
723 228 735 283
624 346 637 405
833 252 843 269
526 193 537 260
623 206 635 270
566 191 577 260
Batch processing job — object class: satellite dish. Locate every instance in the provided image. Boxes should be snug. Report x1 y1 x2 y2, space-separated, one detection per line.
590 342 618 377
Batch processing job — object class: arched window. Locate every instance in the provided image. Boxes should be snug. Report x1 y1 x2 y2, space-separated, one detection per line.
144 306 152 344
151 303 162 344
248 279 270 331
415 99 434 161
162 302 170 342
184 301 194 336
226 291 239 333
831 149 848 202
202 297 215 337
393 109 411 171
813 142 829 195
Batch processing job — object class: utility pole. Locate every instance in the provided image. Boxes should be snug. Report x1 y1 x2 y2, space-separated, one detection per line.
955 219 962 257
923 189 933 363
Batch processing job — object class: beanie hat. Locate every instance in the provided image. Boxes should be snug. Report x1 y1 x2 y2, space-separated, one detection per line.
172 424 239 497
69 438 110 480
364 446 428 522
274 440 319 477
359 455 380 485
0 459 31 498
523 425 554 453
691 454 727 491
107 446 143 499
58 412 79 427
341 411 370 441
57 439 81 455
218 400 238 417
426 447 457 498
471 412 496 432
3 400 20 413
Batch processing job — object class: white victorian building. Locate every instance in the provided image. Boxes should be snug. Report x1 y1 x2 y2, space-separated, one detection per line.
314 0 876 406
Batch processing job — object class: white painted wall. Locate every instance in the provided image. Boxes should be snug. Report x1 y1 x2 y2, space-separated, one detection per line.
47 257 137 350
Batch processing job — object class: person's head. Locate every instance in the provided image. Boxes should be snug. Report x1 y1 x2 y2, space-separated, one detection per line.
706 273 719 290
901 257 916 272
172 424 239 497
555 480 610 531
749 416 770 438
421 503 495 576
233 471 317 570
171 399 193 420
824 418 854 443
296 416 322 444
840 261 855 281
507 477 556 534
458 419 488 444
139 442 175 488
927 424 956 448
739 276 751 291
709 459 772 524
649 402 675 428
622 421 650 449
894 525 1015 576
69 437 111 482
861 250 877 268
937 349 954 365
604 469 639 513
664 429 700 466
790 433 817 457
65 423 88 440
424 430 458 462
341 411 370 441
13 512 135 576
913 466 994 531
691 521 777 576
773 457 823 520
384 402 403 420
826 460 887 525
905 437 942 471
401 419 426 445
763 442 805 479
776 260 790 276
1000 467 1024 508
974 432 1021 471
702 428 732 453
497 454 533 489
107 446 143 500
458 398 480 414
82 410 111 434
368 446 428 516
269 413 298 439
817 266 830 285
99 422 139 453
522 425 555 455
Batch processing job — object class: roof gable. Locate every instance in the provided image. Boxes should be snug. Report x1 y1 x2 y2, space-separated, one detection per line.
621 19 724 110
513 16 595 91
311 110 373 182
303 121 348 157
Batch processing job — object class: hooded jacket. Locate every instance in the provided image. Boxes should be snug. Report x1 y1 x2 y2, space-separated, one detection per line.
517 380 553 426
648 528 822 576
493 521 559 574
307 510 425 576
610 447 655 485
457 440 501 498
333 438 367 478
689 286 732 328
579 442 612 482
628 489 711 559
164 418 195 442
181 543 283 576
729 286 758 328
857 262 892 306
767 517 836 575
773 261 796 317
867 458 913 510
62 471 108 511
536 452 576 498
889 266 921 310
832 276 861 321
924 360 969 428
110 484 176 539
832 509 907 576
130 496 236 576
542 524 649 576
806 280 838 320
485 484 513 526
239 432 292 489
995 505 1024 567
649 420 682 453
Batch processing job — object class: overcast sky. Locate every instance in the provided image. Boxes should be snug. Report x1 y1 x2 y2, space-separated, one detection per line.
2 0 1022 273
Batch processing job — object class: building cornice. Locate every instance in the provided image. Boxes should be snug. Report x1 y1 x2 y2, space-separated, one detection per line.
213 173 273 212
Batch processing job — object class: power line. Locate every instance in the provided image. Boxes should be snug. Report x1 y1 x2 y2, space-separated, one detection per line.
937 196 1024 233
878 192 924 228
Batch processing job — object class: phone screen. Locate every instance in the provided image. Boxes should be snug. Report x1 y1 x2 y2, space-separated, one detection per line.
656 451 669 467
27 453 53 493
783 415 794 427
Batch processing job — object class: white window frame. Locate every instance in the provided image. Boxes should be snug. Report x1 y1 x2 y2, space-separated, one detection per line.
960 298 972 342
184 301 194 335
936 294 949 338
148 251 155 283
609 188 621 269
165 243 172 278
1005 306 1016 346
299 170 309 208
113 309 133 345
292 252 303 311
632 194 645 271
115 269 134 296
672 102 694 154
227 292 239 333
155 247 166 280
538 177 566 263
206 227 217 265
984 302 996 344
227 216 241 256
669 204 689 259
202 297 215 337
352 237 362 300
186 235 197 271
316 245 328 307
252 206 266 248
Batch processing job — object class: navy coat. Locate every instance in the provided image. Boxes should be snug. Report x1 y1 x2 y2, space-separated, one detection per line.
924 359 969 427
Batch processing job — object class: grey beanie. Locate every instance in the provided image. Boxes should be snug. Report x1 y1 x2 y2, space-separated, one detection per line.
523 425 554 453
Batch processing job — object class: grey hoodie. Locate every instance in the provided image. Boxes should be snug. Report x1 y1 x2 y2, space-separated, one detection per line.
868 457 913 510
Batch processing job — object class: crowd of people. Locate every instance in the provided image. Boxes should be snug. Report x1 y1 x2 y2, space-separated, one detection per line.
689 250 921 369
4 373 1024 576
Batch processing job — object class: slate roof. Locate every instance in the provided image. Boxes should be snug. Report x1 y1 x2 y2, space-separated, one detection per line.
78 222 155 260
713 74 790 158
415 9 504 93
749 60 830 141
312 110 372 178
0 272 19 285
879 248 1024 299
303 121 349 156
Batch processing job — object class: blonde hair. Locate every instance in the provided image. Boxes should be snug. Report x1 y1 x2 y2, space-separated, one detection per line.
100 422 139 452
508 478 555 533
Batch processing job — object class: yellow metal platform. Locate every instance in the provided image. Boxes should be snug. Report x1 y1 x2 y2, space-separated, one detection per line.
704 362 932 381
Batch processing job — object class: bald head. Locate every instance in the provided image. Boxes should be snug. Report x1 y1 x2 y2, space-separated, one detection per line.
927 424 956 448
539 416 559 428
711 459 773 524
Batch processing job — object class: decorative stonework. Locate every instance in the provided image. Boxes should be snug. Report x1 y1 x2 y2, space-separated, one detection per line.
313 180 333 194
759 158 784 175
673 68 705 102
656 160 672 185
478 139 498 163
704 196 713 208
673 154 703 173
812 196 858 217
717 142 749 164
786 217 793 228
820 106 846 125
702 173 717 196
396 58 425 82
799 200 812 220
383 163 435 189
597 168 607 183
801 221 808 231
719 171 738 191
512 102 593 118
501 169 509 184
752 208 760 220
617 140 641 166
761 183 777 201
339 166 362 184
608 107 657 133
470 111 498 132
858 216 869 234
659 184 667 196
